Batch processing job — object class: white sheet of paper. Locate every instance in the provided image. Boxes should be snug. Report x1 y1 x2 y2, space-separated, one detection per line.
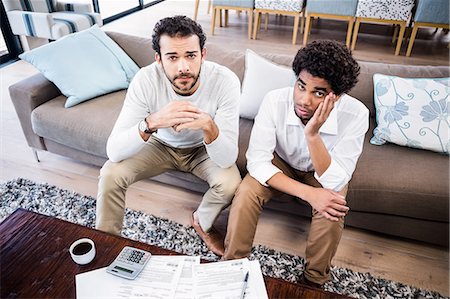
174 256 201 299
193 258 267 299
246 260 269 299
76 255 184 299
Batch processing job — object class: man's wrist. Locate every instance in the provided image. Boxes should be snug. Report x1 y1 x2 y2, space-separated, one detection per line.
144 116 157 134
203 117 219 144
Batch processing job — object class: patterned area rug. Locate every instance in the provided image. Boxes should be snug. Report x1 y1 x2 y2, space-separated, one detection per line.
0 178 447 299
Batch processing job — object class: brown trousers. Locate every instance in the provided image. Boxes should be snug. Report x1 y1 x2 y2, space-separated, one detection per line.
223 155 347 285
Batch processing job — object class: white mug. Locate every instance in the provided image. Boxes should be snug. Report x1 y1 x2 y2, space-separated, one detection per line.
69 238 96 265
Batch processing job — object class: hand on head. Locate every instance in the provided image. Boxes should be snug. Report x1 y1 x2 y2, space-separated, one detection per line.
304 92 337 137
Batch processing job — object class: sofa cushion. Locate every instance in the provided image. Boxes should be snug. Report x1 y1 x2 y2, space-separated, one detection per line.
31 90 125 157
20 25 139 108
240 49 295 119
371 74 449 154
349 122 449 223
107 31 156 68
205 43 294 83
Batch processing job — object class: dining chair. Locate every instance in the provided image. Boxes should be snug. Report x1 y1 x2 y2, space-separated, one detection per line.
194 0 212 21
351 0 415 55
211 0 255 39
406 0 449 56
253 0 306 45
303 0 358 47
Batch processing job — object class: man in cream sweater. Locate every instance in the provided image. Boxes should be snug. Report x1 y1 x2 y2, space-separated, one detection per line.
96 16 241 256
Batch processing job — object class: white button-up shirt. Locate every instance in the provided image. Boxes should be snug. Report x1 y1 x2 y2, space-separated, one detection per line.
246 87 369 191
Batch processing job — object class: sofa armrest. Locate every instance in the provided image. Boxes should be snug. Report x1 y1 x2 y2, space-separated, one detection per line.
9 73 62 150
55 0 93 13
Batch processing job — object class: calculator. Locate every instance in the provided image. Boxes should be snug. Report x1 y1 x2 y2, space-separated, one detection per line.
106 246 151 280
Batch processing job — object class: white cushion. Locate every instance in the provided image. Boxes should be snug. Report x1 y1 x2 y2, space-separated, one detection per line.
371 74 450 154
240 49 296 119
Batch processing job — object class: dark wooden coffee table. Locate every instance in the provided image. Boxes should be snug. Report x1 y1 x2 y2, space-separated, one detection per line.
0 209 350 298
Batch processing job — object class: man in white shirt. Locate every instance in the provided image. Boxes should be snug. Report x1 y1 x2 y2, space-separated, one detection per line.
96 16 241 256
223 40 369 287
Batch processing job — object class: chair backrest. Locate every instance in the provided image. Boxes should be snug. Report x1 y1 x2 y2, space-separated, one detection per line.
212 0 255 8
414 0 449 24
356 0 415 21
255 0 305 12
306 0 358 16
3 0 57 13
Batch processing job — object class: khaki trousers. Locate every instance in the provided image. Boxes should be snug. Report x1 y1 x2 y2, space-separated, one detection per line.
224 155 347 285
96 137 242 235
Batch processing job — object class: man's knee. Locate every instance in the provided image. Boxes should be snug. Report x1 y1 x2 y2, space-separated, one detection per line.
99 161 133 191
209 166 242 201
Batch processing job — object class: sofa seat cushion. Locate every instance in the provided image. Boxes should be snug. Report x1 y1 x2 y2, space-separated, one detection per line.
349 122 449 222
31 90 125 157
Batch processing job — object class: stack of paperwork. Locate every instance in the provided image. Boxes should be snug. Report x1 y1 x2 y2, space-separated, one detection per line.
76 257 268 299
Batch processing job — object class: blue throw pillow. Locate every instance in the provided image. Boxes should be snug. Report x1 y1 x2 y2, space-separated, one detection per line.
19 25 139 108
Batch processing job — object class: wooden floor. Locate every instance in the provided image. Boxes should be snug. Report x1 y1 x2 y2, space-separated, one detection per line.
1 0 449 296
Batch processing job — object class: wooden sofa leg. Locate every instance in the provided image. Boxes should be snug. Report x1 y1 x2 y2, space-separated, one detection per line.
32 149 40 163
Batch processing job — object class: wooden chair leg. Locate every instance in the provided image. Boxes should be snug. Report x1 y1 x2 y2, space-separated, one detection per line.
219 9 223 27
194 0 200 21
346 18 354 48
303 15 312 46
392 25 399 43
406 24 419 56
258 12 262 30
253 11 260 39
225 9 229 27
248 9 253 40
207 0 211 14
211 8 217 35
292 14 300 45
395 22 406 55
351 18 361 50
264 13 269 30
300 12 305 34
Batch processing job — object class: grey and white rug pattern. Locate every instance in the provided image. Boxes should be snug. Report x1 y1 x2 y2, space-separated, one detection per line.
0 178 446 299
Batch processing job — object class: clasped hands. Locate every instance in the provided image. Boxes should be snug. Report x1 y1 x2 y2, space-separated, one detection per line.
147 101 210 132
145 101 218 143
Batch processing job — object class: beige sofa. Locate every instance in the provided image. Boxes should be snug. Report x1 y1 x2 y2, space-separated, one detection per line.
10 31 449 246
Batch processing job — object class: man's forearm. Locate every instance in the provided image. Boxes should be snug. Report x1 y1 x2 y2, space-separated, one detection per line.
267 172 313 203
306 134 331 177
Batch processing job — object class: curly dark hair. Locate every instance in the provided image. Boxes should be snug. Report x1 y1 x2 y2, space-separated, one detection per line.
292 40 360 95
152 15 206 55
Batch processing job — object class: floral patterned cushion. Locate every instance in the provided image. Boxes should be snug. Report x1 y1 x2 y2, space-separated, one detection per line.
371 74 450 154
255 0 304 12
356 0 414 21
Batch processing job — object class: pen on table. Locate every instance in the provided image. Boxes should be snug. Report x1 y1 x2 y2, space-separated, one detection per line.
240 271 249 299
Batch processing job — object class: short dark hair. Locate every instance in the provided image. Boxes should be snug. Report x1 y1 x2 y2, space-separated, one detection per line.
152 15 206 55
292 40 360 95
